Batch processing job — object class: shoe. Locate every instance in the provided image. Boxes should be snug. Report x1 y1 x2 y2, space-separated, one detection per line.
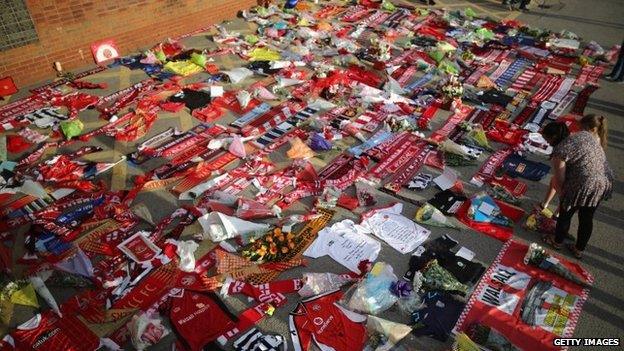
604 75 615 81
519 6 529 12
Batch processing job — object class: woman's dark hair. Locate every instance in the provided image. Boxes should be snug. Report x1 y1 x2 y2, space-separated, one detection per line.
541 121 570 146
580 114 608 149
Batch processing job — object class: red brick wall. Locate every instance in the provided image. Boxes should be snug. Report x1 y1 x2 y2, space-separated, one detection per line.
0 0 258 87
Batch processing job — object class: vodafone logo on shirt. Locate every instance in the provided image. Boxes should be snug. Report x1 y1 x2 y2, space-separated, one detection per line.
91 39 120 65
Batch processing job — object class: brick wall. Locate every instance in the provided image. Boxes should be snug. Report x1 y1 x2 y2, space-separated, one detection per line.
0 0 258 87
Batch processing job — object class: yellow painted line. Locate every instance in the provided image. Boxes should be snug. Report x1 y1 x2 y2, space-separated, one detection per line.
110 144 127 191
309 156 327 168
0 95 14 106
80 149 117 162
118 66 132 90
0 299 14 336
178 112 194 132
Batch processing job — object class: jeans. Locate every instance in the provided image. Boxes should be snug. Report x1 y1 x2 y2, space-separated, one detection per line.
609 40 624 81
555 205 598 251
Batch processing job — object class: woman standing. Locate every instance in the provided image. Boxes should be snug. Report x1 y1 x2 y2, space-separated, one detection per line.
540 115 613 258
535 122 570 218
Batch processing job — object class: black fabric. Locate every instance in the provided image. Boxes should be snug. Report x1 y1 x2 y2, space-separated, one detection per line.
479 89 513 107
168 88 211 111
555 205 598 251
429 190 467 215
411 291 465 341
248 61 281 75
403 235 485 284
502 154 550 181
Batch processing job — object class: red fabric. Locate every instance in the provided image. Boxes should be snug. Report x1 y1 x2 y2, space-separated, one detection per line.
487 120 527 146
68 80 107 90
290 290 367 351
169 291 236 351
556 114 582 133
455 240 593 351
6 135 31 153
337 194 359 210
160 101 186 113
455 198 525 241
490 175 527 197
345 65 383 87
39 155 83 182
0 243 12 272
424 149 445 170
2 312 100 351
360 0 381 8
52 93 100 118
227 278 302 305
0 77 18 96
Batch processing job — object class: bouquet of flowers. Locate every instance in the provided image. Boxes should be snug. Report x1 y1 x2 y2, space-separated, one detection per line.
422 259 469 296
523 243 592 287
441 75 464 99
241 227 298 263
460 122 493 151
488 185 520 205
414 203 458 229
523 210 556 234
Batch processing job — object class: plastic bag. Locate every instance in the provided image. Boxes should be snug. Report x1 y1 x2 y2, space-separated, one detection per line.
129 312 170 351
176 240 199 272
342 262 398 315
365 315 412 351
298 272 356 297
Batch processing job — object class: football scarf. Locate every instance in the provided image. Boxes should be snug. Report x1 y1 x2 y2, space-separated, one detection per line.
470 148 514 187
454 240 593 351
531 75 564 103
384 143 432 192
509 68 537 92
28 66 106 95
570 84 599 115
488 60 512 83
430 105 473 142
550 91 578 118
495 58 529 88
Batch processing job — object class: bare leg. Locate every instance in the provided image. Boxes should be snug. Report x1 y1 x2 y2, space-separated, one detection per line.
536 177 557 211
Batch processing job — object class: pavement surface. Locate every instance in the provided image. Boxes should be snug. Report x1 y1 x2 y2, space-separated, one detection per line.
0 0 623 350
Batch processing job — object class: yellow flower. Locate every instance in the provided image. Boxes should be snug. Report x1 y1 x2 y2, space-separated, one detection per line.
273 228 282 236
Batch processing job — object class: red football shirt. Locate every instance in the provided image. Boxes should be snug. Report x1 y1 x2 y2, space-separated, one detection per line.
1 312 99 351
169 291 237 351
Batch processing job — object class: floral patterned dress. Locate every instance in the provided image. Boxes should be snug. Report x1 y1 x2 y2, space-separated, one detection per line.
551 131 613 209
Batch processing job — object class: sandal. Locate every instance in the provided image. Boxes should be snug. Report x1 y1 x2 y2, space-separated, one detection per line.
541 235 562 250
566 244 583 259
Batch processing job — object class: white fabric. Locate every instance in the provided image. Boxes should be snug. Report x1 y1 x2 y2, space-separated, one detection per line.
359 203 430 254
303 219 380 273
